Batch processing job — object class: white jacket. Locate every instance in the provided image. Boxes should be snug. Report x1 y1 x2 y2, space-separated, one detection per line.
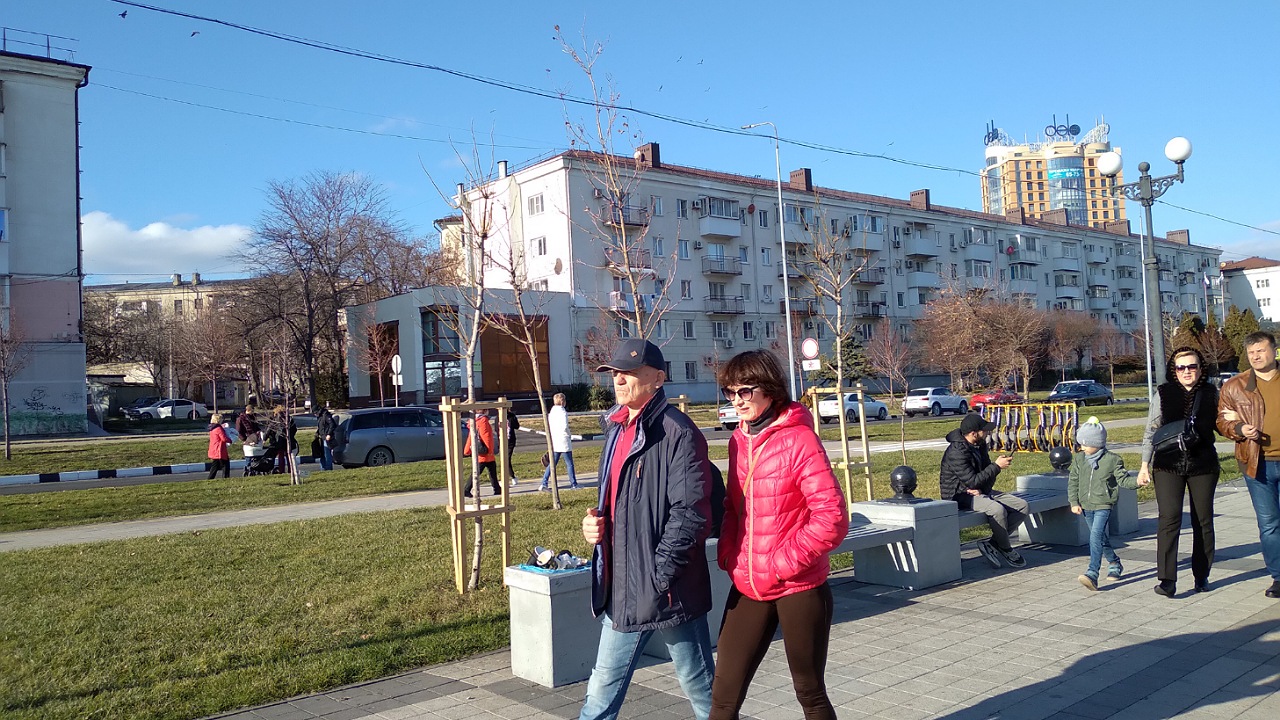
549 405 572 453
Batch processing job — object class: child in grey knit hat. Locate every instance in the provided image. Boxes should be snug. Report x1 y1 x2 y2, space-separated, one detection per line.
1068 417 1149 590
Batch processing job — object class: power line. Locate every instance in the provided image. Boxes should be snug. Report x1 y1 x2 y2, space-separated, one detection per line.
1156 199 1280 238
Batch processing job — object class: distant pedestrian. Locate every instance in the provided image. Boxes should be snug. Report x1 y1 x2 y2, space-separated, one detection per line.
505 409 521 486
237 404 262 448
207 413 231 479
268 405 298 475
1068 417 1146 591
463 409 500 498
540 393 579 491
314 404 335 471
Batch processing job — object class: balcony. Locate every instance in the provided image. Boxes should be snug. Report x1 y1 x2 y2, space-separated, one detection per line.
1085 248 1109 265
704 295 745 315
701 256 743 276
963 242 994 261
853 267 886 284
1117 298 1142 312
1008 249 1041 264
1086 288 1111 311
604 247 653 274
777 260 802 279
1159 273 1176 293
608 291 643 313
1054 281 1083 300
1116 273 1140 289
852 302 885 319
1009 279 1039 296
1116 251 1138 268
906 271 940 289
698 214 741 239
847 234 884 253
605 204 650 229
1052 254 1082 272
781 297 820 315
903 236 939 257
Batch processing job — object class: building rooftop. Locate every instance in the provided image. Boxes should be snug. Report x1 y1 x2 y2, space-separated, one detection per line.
1220 256 1280 272
87 277 250 293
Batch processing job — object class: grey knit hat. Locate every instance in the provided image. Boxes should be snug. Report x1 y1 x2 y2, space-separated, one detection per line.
1076 417 1107 449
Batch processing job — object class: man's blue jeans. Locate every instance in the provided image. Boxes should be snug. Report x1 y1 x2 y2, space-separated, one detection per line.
1244 459 1280 582
320 440 333 471
540 451 578 488
1083 508 1119 577
579 612 714 720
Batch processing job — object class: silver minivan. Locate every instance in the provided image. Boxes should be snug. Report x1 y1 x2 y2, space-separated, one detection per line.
331 407 448 467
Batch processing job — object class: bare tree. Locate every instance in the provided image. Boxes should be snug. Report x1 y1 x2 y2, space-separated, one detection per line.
178 310 243 413
0 320 33 459
1199 323 1234 375
865 319 915 464
1047 311 1099 379
916 286 986 391
979 300 1049 396
1092 326 1128 397
350 310 400 407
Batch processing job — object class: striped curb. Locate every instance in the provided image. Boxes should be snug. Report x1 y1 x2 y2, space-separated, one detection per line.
0 456 320 487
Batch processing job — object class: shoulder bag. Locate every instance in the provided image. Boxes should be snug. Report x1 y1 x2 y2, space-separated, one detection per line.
1151 389 1200 465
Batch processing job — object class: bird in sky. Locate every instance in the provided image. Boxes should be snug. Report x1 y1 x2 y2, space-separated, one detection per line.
190 31 200 37
118 10 127 18
697 59 704 65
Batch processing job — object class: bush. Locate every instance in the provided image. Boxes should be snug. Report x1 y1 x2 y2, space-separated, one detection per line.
588 383 614 410
563 383 592 411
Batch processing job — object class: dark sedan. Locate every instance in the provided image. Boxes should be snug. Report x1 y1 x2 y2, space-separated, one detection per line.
1047 381 1114 406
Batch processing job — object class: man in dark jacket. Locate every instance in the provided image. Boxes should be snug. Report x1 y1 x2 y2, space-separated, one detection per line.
314 404 335 471
579 339 715 720
940 413 1027 569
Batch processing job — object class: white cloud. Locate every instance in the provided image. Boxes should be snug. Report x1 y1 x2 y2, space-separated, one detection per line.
81 211 253 281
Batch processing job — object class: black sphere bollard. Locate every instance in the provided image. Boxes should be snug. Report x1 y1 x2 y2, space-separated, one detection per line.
887 465 919 502
1049 446 1072 474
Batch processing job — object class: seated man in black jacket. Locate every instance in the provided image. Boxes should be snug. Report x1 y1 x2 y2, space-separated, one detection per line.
940 413 1028 568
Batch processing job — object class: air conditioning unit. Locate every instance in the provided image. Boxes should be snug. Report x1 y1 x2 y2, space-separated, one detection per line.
893 260 902 268
797 245 808 255
593 188 605 199
958 239 969 247
903 226 913 236
721 339 734 348
844 252 853 261
892 239 902 248
693 240 703 249
804 321 815 330
691 199 704 211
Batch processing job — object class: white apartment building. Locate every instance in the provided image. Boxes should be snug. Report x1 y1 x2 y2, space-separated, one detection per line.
0 49 90 434
443 143 1222 402
1221 257 1280 325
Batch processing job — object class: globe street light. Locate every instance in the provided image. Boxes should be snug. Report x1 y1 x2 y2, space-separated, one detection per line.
1098 137 1192 400
742 121 798 398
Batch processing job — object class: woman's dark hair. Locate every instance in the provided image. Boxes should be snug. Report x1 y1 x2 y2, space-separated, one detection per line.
717 350 791 414
1164 345 1207 386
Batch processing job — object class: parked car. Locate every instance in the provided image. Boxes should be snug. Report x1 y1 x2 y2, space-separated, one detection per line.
331 407 451 467
120 396 161 417
127 398 210 420
1208 371 1236 388
969 388 1024 410
718 404 740 431
1047 380 1114 406
817 393 889 423
902 387 968 417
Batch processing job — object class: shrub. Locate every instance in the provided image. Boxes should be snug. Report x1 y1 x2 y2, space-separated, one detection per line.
562 383 592 411
588 383 614 410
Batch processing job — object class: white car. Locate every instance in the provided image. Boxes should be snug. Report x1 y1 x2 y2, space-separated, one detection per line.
152 398 210 420
817 393 889 423
902 387 968 417
718 404 740 431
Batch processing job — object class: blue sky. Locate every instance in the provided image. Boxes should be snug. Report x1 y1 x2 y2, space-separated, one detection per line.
9 1 1278 283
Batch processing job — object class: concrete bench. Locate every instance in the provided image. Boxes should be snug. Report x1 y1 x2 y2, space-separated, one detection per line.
845 500 961 590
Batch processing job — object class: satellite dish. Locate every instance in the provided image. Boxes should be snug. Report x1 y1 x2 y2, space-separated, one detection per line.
554 258 563 274
747 203 756 214
1006 246 1016 255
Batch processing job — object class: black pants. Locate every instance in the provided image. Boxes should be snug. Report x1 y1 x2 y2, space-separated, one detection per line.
464 461 500 497
1153 468 1218 583
207 458 230 479
711 583 835 720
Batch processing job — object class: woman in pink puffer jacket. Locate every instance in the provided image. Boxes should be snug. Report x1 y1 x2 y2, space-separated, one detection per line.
711 350 848 720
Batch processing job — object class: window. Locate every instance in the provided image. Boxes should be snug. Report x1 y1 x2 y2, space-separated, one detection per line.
816 324 826 339
740 283 751 301
965 260 991 278
194 298 204 310
739 245 749 264
759 210 768 228
665 361 673 378
740 208 748 225
707 243 726 259
680 280 693 299
655 319 670 339
784 204 802 224
527 194 544 215
918 291 928 304
868 216 882 233
421 307 461 355
761 247 772 266
616 319 634 339
677 199 689 218
743 321 756 340
762 285 773 302
702 196 739 219
527 279 549 291
897 292 905 307
713 321 729 339
708 282 726 298
653 236 665 256
764 321 777 339
683 320 696 339
0 207 7 242
678 239 690 259
650 196 664 216
173 300 183 313
685 362 698 381
531 236 546 256
831 219 840 235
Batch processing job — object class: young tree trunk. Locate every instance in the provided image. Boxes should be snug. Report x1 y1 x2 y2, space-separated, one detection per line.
2 380 10 461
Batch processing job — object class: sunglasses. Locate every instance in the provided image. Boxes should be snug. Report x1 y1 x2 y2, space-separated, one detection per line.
722 386 760 401
1174 363 1200 372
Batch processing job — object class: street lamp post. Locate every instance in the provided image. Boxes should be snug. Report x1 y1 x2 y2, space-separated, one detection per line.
742 121 798 398
1097 137 1192 399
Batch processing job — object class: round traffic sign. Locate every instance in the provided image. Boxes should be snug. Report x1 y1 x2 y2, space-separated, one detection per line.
390 354 402 374
800 338 820 360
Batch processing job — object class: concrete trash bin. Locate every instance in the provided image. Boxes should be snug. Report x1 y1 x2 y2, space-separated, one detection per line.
504 564 600 688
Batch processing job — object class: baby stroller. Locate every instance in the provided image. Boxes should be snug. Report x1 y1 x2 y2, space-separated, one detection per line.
242 434 282 476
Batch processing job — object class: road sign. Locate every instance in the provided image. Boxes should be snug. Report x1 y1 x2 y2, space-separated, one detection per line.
392 374 404 387
391 354 402 374
801 359 821 371
800 338 820 360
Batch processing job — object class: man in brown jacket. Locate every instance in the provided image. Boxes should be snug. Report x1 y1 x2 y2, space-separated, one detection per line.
1217 331 1280 598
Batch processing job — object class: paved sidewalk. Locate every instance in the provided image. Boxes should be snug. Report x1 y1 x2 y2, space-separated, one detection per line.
211 482 1280 720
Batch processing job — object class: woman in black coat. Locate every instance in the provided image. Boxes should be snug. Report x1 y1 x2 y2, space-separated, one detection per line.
1138 346 1221 597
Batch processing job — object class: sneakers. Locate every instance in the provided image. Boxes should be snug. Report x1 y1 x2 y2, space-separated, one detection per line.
538 484 549 492
977 540 1003 568
1265 581 1280 599
998 547 1027 568
1154 581 1177 598
1107 562 1124 580
510 476 520 487
1078 573 1098 591
1194 577 1210 593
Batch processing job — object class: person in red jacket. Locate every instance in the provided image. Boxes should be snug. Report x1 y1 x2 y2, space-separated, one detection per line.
463 409 500 498
711 350 849 720
207 413 232 479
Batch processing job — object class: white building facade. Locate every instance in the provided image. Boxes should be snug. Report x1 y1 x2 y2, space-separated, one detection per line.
1221 257 1280 325
449 144 1223 402
0 50 90 433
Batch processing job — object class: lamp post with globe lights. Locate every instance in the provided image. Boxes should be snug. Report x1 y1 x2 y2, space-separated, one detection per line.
1097 137 1192 399
742 121 798 398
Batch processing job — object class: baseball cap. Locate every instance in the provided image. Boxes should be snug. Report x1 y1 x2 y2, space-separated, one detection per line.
959 413 996 434
596 339 665 373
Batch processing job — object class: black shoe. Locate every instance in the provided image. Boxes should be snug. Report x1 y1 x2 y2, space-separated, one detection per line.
1266 581 1280 599
1154 581 1177 598
1194 578 1210 593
